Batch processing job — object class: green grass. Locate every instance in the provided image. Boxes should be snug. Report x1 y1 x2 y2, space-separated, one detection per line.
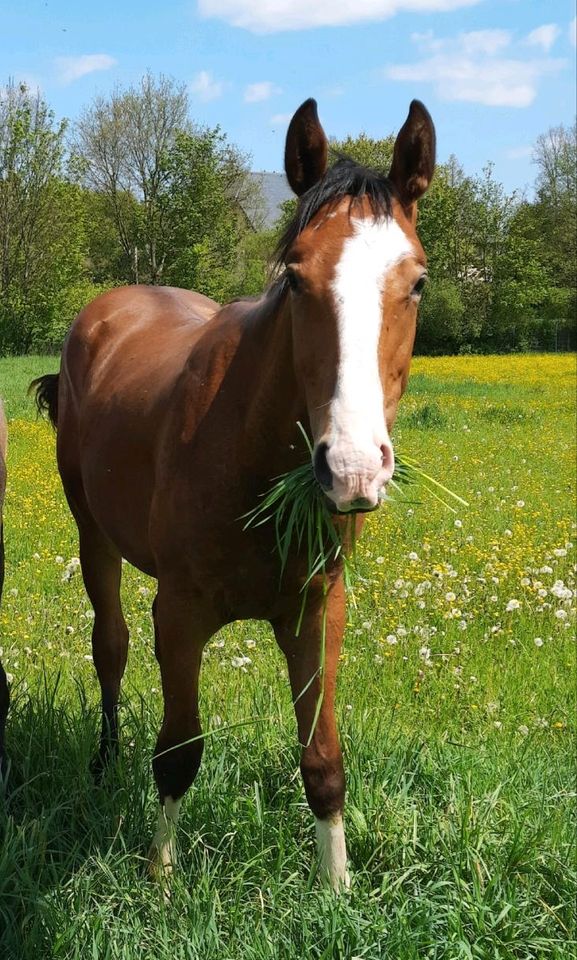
0 353 575 959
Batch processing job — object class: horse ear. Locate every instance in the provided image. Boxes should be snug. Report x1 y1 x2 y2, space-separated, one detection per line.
285 98 328 197
388 100 436 210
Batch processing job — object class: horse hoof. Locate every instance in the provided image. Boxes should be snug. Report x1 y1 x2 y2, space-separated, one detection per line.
90 740 119 783
0 751 9 787
323 869 351 894
147 844 174 901
89 749 113 784
89 754 105 783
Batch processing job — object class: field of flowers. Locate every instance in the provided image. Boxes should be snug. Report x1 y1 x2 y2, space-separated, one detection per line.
0 353 575 960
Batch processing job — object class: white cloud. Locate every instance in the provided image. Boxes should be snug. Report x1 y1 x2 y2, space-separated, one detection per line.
55 54 116 84
523 24 560 53
384 30 566 107
197 0 481 34
570 17 576 48
189 70 224 102
458 29 511 55
411 28 512 55
505 144 533 160
270 113 292 125
244 81 281 103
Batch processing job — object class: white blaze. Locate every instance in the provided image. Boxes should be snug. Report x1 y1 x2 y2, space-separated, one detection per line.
326 216 414 508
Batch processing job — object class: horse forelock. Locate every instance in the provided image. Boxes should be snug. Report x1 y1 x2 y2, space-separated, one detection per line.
274 157 398 269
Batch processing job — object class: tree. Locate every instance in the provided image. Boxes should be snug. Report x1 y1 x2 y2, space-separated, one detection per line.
0 82 66 297
416 279 465 354
73 73 189 284
330 132 395 172
159 127 253 302
0 81 93 352
532 122 577 293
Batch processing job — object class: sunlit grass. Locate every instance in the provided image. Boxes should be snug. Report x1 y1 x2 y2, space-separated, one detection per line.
0 353 575 959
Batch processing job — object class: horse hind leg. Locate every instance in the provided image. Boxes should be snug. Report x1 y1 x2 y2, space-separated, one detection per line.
73 512 129 777
148 578 215 883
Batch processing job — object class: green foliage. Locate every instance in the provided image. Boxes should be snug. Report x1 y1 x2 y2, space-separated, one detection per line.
330 131 395 171
416 279 466 354
0 76 574 355
160 128 249 302
235 228 277 297
533 123 577 293
0 85 95 353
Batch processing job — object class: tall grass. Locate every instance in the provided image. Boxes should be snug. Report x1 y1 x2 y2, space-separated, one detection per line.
0 354 574 959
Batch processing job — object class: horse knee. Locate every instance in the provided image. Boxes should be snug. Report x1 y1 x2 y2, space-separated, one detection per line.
300 749 345 820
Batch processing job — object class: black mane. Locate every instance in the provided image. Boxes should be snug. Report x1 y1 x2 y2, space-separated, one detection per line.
274 157 397 268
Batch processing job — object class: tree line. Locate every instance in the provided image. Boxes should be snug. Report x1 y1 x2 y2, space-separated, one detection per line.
0 74 575 355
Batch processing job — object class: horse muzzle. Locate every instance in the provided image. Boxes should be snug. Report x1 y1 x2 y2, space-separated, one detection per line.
313 438 395 513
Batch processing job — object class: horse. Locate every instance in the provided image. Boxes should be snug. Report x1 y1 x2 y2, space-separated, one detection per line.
0 401 8 777
32 97 435 889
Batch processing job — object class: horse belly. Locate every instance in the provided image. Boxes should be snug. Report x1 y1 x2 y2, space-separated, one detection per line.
80 428 157 576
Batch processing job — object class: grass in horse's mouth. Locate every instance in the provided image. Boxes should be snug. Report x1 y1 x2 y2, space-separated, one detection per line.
243 423 468 590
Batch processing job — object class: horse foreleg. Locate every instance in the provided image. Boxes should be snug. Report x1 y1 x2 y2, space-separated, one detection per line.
149 579 214 882
273 575 349 891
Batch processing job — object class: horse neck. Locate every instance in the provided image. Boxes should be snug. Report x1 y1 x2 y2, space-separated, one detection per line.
239 286 307 475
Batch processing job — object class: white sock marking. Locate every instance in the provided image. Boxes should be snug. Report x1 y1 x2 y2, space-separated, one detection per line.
315 813 350 891
150 796 182 876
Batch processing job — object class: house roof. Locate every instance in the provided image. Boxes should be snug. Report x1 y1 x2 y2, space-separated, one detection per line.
248 171 294 229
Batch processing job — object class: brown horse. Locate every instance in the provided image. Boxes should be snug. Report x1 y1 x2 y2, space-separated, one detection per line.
0 400 8 777
33 98 435 889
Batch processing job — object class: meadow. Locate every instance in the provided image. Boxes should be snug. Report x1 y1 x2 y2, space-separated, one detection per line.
0 353 575 960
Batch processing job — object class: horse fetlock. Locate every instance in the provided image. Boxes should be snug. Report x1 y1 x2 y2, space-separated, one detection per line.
148 797 181 885
153 737 203 800
301 753 345 820
315 813 350 892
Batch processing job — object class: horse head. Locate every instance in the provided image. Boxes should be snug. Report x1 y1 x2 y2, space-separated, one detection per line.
280 98 435 513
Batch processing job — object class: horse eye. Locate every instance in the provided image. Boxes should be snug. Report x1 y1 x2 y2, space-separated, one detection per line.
412 275 428 297
285 268 300 293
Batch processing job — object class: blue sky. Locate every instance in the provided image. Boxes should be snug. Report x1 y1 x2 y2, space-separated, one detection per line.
3 0 576 194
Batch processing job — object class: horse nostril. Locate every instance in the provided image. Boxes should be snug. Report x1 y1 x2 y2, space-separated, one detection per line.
380 443 394 473
313 442 333 490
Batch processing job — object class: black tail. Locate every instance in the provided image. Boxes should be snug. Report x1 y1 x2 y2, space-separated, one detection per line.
30 373 59 429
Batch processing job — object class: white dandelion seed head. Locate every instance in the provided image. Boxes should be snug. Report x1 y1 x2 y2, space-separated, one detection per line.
231 655 252 668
